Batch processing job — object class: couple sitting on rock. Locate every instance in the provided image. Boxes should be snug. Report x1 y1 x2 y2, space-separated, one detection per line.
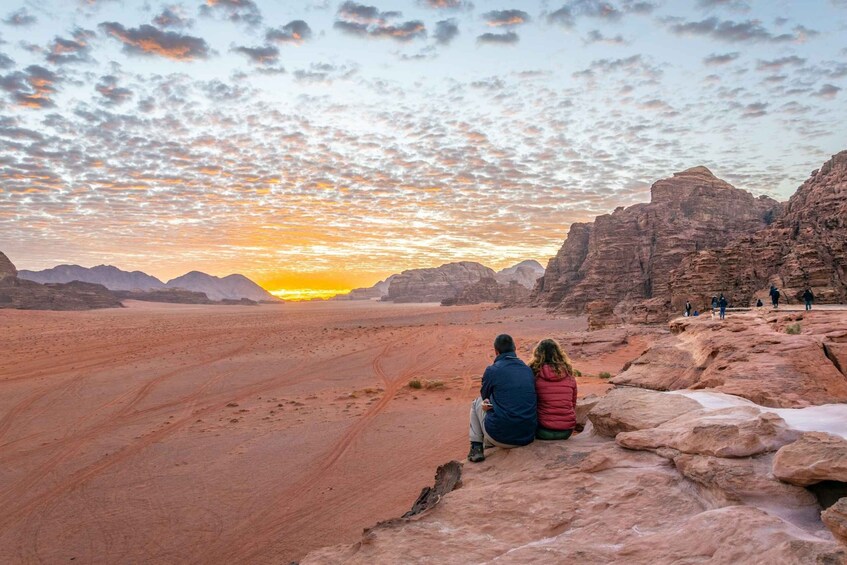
468 334 577 463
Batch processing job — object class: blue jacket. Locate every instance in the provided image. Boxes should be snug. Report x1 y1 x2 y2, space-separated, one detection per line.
481 352 537 446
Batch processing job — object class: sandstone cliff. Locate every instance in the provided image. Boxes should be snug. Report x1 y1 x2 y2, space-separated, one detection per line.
0 252 122 310
385 262 496 303
443 278 529 306
668 151 847 310
532 166 780 314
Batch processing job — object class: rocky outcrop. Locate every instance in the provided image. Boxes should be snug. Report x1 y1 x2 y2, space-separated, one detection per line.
588 387 700 437
494 260 544 289
669 151 847 311
445 278 530 306
611 311 847 408
385 262 496 303
532 166 779 314
0 252 122 310
772 432 847 486
165 271 276 302
19 264 165 291
822 499 847 546
113 289 213 304
332 276 396 301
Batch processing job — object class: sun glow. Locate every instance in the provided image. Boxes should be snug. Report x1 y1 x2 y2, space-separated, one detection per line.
270 288 351 301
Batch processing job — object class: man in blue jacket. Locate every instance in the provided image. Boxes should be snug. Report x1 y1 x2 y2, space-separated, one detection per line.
468 334 537 463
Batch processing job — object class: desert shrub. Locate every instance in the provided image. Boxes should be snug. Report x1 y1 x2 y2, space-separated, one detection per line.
408 378 422 389
425 380 445 389
573 369 582 377
786 323 801 335
599 371 612 379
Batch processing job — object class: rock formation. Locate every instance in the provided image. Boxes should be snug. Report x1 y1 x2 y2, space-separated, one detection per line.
494 260 545 289
532 166 779 314
331 276 396 301
669 150 847 310
444 278 529 306
611 311 847 408
19 264 166 291
385 262 496 303
164 271 276 302
0 252 122 310
112 289 214 304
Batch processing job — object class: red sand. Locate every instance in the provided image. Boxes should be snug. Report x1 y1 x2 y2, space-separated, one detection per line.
0 301 643 563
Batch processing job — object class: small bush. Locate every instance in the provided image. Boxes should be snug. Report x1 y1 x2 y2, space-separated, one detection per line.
786 323 801 335
599 371 612 379
425 380 445 390
573 369 582 377
408 378 422 389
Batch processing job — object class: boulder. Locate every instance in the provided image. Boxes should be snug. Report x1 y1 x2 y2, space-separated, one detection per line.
822 498 847 546
617 406 800 457
586 300 620 330
772 432 847 486
587 387 700 438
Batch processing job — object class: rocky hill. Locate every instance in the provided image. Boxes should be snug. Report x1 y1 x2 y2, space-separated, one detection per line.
302 311 847 564
385 262 497 303
494 260 545 289
19 264 165 291
669 151 847 311
531 166 780 315
165 271 276 302
0 252 122 310
442 278 530 306
332 275 397 301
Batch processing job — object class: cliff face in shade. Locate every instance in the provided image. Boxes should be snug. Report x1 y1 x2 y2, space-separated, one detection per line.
19 264 166 291
386 262 496 303
668 151 847 311
531 166 781 313
444 278 530 306
165 271 277 302
0 252 122 310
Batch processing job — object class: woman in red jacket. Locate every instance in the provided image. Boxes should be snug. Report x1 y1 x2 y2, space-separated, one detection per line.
529 338 578 440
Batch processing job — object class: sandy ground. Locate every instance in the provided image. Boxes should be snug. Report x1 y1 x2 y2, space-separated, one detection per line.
0 301 651 564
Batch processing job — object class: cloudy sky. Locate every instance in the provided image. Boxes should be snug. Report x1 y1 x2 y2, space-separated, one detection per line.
1 0 845 298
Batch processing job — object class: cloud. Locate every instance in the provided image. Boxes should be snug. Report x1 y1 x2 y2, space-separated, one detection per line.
95 74 133 105
483 9 530 27
696 0 750 11
703 51 739 65
231 44 279 65
813 84 841 99
0 53 14 69
755 56 805 71
46 28 96 65
334 3 426 42
266 20 312 44
666 17 814 43
293 62 356 83
740 101 767 118
199 0 262 27
434 19 459 44
3 8 37 27
583 30 628 45
548 1 652 27
153 7 194 29
477 31 519 45
419 0 472 9
0 65 61 108
99 22 211 61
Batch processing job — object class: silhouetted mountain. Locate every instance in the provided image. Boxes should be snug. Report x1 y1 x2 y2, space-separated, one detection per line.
19 264 165 291
165 271 276 302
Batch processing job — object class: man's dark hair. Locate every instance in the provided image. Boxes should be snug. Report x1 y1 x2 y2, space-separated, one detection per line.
493 334 515 354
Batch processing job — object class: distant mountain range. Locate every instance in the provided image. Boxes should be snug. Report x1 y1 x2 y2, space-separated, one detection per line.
19 264 278 302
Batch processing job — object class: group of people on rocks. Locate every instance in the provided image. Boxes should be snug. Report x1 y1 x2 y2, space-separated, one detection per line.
468 334 577 463
679 285 817 320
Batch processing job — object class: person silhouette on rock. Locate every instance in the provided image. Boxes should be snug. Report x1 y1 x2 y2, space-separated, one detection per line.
803 288 814 311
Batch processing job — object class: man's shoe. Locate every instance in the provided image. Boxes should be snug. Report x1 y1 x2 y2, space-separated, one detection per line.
468 442 485 463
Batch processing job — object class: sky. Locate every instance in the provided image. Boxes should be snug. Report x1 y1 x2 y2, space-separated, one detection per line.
1 0 845 299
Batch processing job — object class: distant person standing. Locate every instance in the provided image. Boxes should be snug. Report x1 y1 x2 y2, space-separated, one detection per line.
685 301 692 317
803 288 814 311
719 294 728 320
711 296 718 318
770 285 780 309
756 298 763 308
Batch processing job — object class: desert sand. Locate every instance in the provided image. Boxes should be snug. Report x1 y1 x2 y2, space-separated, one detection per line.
0 300 645 563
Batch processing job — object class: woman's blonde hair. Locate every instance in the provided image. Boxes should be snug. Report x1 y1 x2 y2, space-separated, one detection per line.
529 338 574 377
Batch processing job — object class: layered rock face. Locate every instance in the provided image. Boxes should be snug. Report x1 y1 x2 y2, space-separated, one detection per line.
532 166 779 314
385 262 496 303
444 278 530 306
669 151 847 310
0 252 122 310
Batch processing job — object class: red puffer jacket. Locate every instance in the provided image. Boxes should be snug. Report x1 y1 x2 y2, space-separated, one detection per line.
534 364 577 431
